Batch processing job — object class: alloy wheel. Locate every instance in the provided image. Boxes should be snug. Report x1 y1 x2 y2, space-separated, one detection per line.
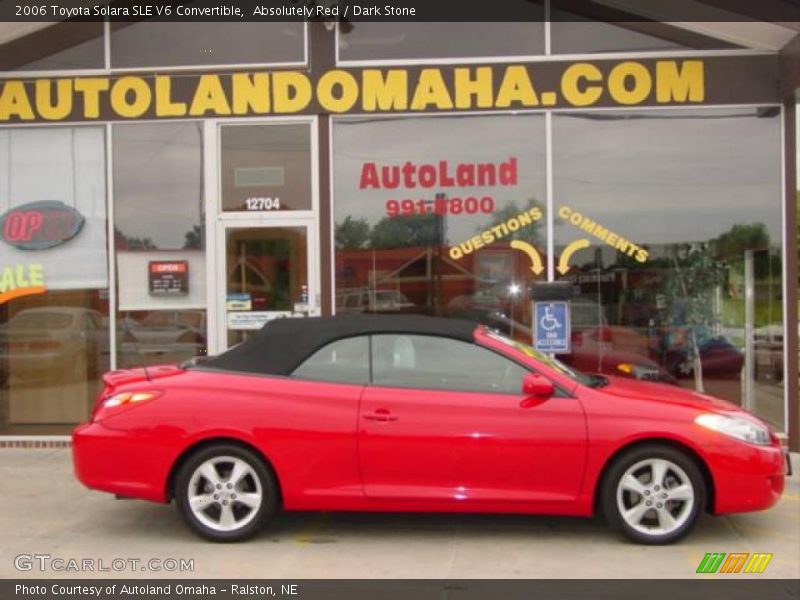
615 458 695 536
186 456 263 532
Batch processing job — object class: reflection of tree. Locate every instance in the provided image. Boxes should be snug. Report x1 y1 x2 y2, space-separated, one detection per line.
114 228 155 250
481 198 544 245
335 198 544 252
183 225 203 249
661 220 775 392
663 243 725 392
335 216 370 250
713 222 779 279
713 223 769 258
370 213 440 249
334 214 442 250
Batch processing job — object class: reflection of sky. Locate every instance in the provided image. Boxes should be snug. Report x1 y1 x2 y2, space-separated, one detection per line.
333 115 547 243
0 127 108 290
334 109 782 250
114 108 785 252
114 123 203 249
553 109 783 246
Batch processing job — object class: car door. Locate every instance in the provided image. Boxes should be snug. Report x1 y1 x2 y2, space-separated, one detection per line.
358 334 587 504
283 335 370 502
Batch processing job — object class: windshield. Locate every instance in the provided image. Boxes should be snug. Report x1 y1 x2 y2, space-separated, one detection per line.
484 329 598 387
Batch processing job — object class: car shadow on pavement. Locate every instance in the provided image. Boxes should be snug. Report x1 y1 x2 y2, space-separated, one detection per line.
95 499 756 546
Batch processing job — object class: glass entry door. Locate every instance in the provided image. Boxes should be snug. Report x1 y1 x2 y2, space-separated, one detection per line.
211 118 319 353
223 223 317 348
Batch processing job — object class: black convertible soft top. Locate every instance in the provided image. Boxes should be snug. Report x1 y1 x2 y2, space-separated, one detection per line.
200 314 478 376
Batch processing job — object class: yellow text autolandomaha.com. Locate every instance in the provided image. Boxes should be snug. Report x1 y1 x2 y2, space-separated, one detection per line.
0 60 705 121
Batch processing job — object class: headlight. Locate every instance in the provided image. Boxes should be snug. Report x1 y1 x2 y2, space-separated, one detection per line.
695 413 771 446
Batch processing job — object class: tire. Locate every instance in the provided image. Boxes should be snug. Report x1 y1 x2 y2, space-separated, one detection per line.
601 444 706 545
175 444 279 542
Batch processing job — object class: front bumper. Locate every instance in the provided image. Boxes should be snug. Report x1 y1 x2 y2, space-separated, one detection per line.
710 441 787 515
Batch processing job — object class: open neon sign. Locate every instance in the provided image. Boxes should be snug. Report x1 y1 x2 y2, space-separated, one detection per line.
0 201 84 250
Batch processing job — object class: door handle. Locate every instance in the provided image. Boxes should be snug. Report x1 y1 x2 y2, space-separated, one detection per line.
363 409 398 422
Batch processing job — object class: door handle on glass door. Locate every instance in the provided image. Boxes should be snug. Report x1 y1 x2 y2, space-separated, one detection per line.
363 409 397 422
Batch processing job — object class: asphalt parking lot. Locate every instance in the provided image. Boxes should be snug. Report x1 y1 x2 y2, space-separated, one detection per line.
0 449 797 580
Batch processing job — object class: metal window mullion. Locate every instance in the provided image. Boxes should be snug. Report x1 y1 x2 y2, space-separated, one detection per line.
544 0 551 56
545 110 555 282
203 120 220 355
103 19 110 70
105 122 117 371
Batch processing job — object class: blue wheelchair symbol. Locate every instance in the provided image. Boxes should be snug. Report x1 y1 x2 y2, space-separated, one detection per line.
533 301 570 353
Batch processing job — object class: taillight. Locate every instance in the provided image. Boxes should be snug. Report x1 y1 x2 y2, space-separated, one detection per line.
92 391 161 422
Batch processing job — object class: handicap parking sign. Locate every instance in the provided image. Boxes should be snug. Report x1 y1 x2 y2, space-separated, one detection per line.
533 301 570 353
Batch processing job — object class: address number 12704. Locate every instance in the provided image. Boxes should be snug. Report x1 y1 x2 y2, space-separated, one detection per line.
245 197 281 211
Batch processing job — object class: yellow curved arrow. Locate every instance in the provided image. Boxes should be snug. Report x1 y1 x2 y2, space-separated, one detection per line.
510 240 544 275
557 239 591 275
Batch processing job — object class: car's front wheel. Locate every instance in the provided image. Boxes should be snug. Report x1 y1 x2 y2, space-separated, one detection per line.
175 444 278 542
601 445 706 544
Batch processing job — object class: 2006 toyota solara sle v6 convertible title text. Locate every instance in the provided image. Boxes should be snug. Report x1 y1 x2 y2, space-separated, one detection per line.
72 315 789 544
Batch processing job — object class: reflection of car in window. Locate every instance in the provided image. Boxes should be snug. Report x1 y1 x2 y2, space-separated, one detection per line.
658 330 744 379
119 310 207 363
482 310 675 385
336 289 415 314
0 307 108 382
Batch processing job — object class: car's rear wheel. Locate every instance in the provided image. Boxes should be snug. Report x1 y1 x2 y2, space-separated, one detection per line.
601 445 705 544
175 444 278 542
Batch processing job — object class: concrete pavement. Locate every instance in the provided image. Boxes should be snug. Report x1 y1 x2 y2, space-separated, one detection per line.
0 449 797 579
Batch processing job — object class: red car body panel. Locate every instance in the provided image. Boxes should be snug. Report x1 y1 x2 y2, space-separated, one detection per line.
73 327 786 519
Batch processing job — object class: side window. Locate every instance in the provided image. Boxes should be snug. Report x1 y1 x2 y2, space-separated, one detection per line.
291 337 369 385
371 335 528 395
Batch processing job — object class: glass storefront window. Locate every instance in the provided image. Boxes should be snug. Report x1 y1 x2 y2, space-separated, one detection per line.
113 123 207 367
552 108 784 429
1 23 104 71
338 22 544 62
221 123 312 212
0 127 108 434
550 14 731 54
333 114 546 329
110 22 305 68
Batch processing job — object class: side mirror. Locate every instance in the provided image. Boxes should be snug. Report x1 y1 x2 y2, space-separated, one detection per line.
522 372 555 398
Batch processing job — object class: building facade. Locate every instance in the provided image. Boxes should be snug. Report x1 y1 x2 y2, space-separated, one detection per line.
0 16 797 448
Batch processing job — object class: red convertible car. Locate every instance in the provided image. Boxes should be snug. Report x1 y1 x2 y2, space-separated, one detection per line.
72 315 788 544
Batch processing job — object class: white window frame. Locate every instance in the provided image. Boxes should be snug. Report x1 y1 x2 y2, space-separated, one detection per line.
205 116 321 355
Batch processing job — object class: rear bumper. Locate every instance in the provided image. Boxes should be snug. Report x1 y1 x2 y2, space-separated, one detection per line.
710 441 787 515
72 421 172 503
